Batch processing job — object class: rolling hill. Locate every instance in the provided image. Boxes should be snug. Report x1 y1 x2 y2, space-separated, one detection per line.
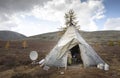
0 31 26 41
28 30 120 43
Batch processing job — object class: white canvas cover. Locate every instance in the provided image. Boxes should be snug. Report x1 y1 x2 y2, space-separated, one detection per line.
44 26 105 67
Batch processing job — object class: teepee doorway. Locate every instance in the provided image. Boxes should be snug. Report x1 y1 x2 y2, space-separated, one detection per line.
68 44 83 65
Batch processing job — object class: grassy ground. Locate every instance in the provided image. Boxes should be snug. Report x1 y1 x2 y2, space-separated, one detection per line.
0 40 120 78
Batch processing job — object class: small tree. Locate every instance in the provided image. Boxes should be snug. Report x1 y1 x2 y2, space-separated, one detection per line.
59 9 80 36
5 41 10 49
65 9 79 27
22 40 28 49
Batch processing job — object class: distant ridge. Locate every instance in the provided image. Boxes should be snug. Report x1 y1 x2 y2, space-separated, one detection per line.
0 31 26 41
28 30 120 43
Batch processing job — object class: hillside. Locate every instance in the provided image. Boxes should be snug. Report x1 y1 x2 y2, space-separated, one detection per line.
0 30 120 78
29 30 120 43
0 31 26 41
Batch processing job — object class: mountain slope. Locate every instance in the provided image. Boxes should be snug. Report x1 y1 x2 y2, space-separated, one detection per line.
28 30 120 43
0 31 26 41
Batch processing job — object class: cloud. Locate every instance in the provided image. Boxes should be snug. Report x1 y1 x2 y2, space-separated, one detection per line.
11 15 60 36
103 18 120 30
32 0 105 31
0 0 105 36
0 0 51 33
0 14 19 30
0 0 50 14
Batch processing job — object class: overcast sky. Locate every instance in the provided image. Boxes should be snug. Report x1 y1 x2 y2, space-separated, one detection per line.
0 0 120 36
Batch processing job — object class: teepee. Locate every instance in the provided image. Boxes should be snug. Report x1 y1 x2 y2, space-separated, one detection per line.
44 10 105 68
44 25 105 68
